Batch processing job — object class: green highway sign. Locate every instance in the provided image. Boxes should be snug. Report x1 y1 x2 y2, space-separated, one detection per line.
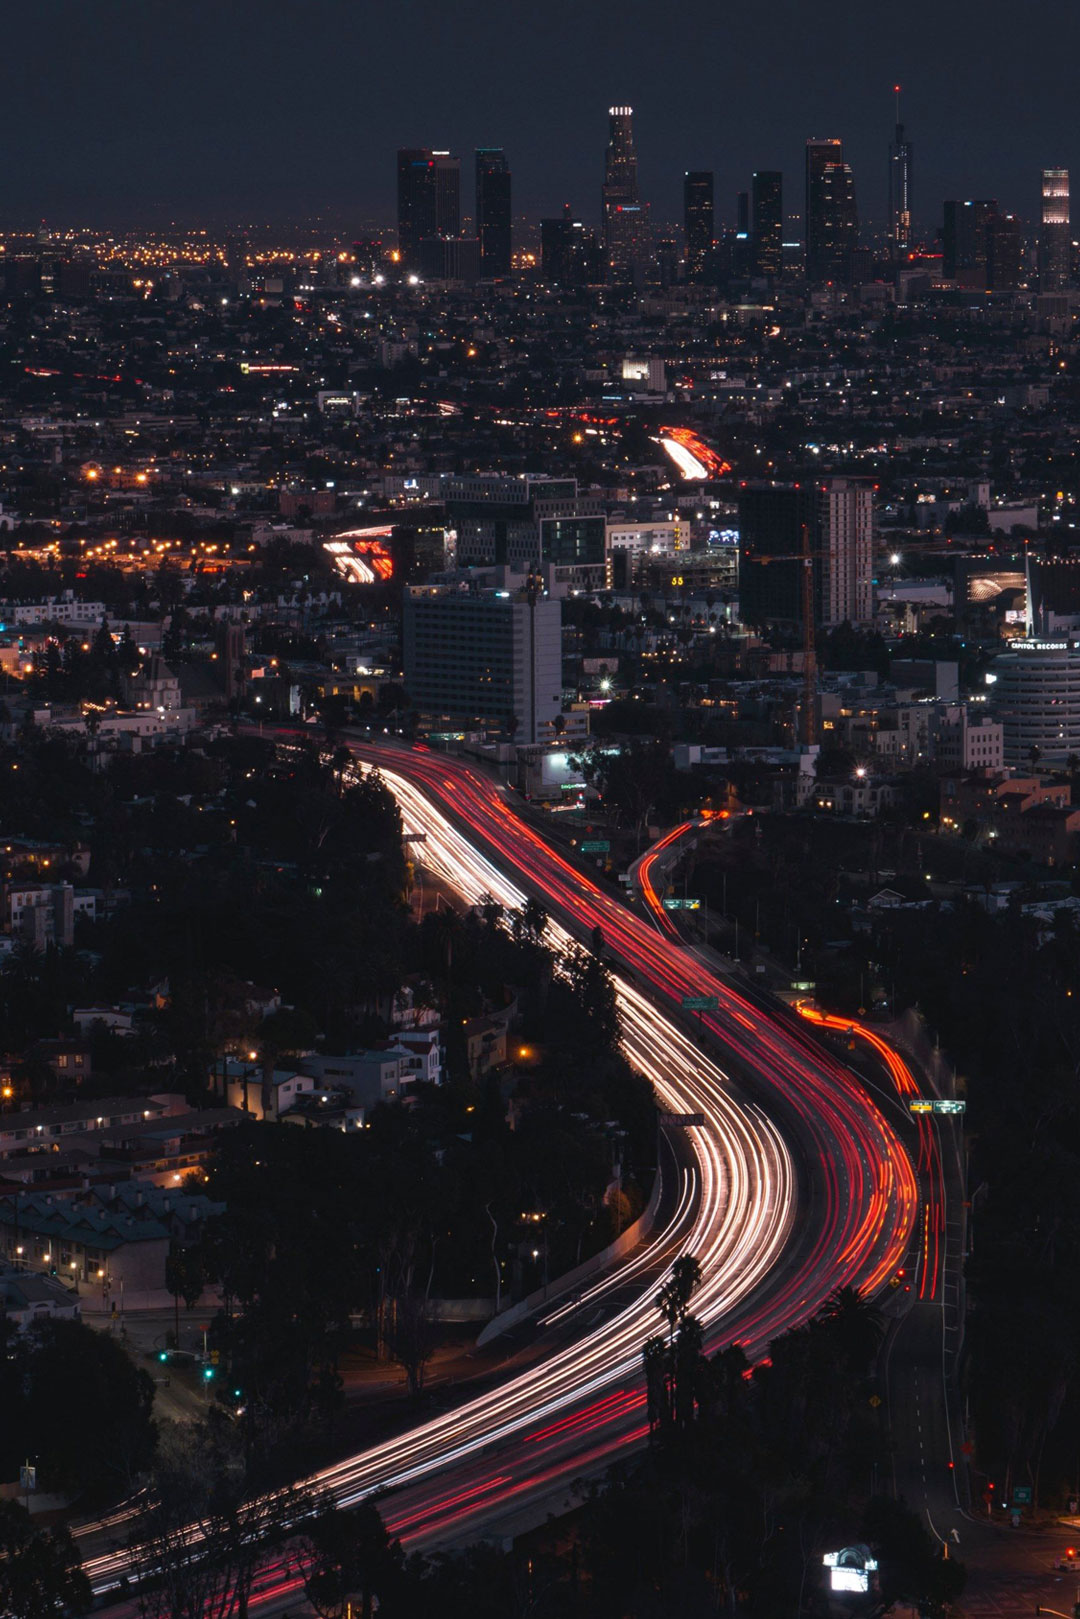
682 995 719 1012
580 840 611 854
664 897 701 911
1011 1485 1032 1505
909 1099 967 1116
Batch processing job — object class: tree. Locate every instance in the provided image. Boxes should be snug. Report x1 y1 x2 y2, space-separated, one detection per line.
130 1418 313 1619
0 1500 91 1619
165 1241 208 1347
385 1289 436 1399
818 1283 883 1374
573 738 674 849
0 1319 157 1498
520 897 547 942
300 1500 405 1619
645 1254 705 1431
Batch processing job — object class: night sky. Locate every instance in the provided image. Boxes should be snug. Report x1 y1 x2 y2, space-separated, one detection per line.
4 0 1078 232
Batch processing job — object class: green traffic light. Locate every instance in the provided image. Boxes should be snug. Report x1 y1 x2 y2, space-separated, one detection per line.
158 1351 168 1363
203 1367 215 1380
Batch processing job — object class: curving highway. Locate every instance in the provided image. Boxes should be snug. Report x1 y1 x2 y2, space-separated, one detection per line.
82 740 918 1588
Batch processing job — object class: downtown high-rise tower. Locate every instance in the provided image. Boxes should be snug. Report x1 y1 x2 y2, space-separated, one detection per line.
602 106 650 284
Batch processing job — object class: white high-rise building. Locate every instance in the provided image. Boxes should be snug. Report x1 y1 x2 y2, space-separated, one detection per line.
403 585 563 744
819 479 873 627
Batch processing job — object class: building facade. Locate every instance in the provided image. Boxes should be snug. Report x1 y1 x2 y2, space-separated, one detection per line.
683 171 714 282
888 94 913 253
403 586 563 743
805 139 857 283
738 480 873 630
992 641 1080 765
396 149 460 271
751 170 783 279
475 148 512 277
1039 168 1070 291
602 106 650 283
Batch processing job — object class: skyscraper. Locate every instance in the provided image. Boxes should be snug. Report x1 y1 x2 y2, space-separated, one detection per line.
432 152 461 238
805 138 858 283
888 86 913 254
602 106 650 283
683 171 714 282
987 212 1023 292
738 480 872 630
751 170 783 279
942 198 996 287
475 148 512 277
541 207 603 287
1039 168 1070 290
397 148 462 274
397 149 437 270
820 479 873 627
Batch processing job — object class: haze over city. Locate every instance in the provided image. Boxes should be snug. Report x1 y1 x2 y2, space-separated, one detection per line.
3 0 1080 225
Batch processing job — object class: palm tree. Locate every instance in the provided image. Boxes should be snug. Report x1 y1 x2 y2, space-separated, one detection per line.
655 1254 702 1342
521 897 548 942
818 1284 883 1374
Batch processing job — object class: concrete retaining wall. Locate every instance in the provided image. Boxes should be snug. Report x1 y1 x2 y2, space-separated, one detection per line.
477 1163 664 1347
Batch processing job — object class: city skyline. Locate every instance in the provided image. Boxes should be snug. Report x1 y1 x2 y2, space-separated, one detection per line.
2 0 1079 227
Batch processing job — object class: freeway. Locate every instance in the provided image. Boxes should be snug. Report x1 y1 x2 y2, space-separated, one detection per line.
82 741 917 1587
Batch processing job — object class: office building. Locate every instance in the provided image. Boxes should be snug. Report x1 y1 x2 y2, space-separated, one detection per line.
738 480 872 630
419 235 482 283
432 152 461 237
930 706 1004 773
397 148 460 270
397 149 437 269
684 171 714 282
820 479 873 627
442 474 607 589
738 484 820 627
987 212 1023 292
805 139 858 283
602 105 650 282
1039 168 1070 291
888 88 913 253
991 641 1080 765
403 586 563 744
751 170 783 279
541 207 603 287
476 148 512 277
942 198 996 287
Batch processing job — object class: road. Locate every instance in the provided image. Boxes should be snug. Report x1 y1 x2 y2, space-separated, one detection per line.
81 740 917 1593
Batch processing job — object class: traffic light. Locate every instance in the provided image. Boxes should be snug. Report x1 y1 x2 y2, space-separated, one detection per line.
202 1366 215 1382
158 1351 168 1363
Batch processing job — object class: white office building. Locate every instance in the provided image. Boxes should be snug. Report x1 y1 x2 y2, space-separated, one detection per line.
930 704 1004 772
403 586 563 744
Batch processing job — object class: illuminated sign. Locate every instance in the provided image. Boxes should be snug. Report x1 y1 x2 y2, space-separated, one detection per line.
823 1548 878 1595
